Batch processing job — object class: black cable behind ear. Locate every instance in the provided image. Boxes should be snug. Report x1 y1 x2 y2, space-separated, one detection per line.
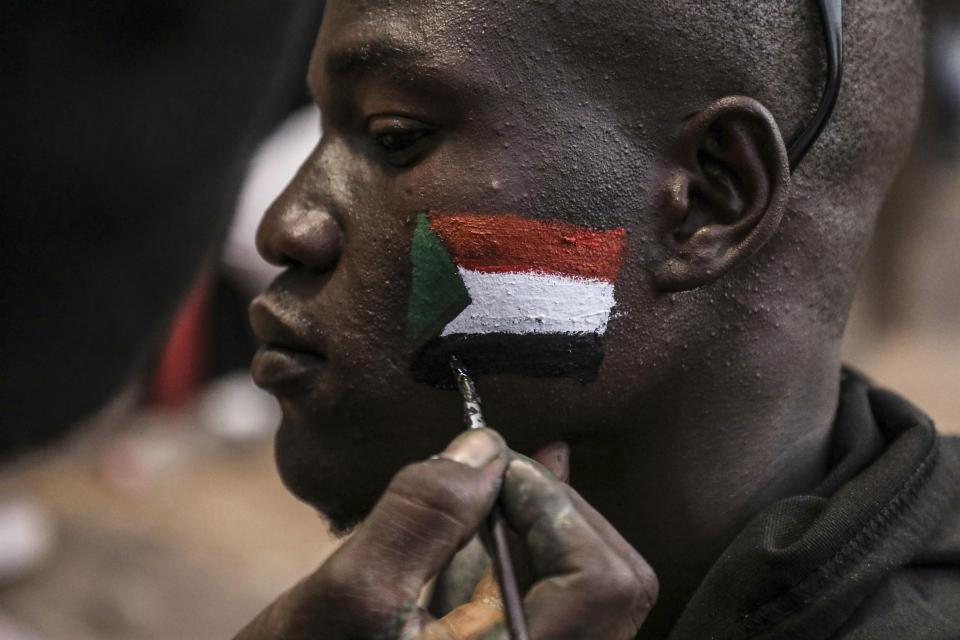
788 0 844 172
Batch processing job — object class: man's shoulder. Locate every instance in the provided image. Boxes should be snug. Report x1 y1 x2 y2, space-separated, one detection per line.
830 431 960 639
922 432 960 565
832 565 960 639
941 432 960 457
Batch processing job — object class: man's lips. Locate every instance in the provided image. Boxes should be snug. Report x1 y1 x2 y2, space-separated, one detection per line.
249 295 328 392
251 345 327 391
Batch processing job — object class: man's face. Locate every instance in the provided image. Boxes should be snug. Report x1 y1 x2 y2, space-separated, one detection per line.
250 0 665 529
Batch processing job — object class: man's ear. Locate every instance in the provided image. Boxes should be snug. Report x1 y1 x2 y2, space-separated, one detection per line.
654 96 790 292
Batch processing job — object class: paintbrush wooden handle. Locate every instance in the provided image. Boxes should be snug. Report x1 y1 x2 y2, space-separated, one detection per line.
487 504 529 640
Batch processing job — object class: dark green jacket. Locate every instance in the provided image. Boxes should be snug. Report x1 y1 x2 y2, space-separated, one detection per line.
671 370 960 639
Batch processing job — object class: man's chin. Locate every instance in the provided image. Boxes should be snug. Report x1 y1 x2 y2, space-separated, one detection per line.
272 415 404 536
268 376 466 534
313 502 367 538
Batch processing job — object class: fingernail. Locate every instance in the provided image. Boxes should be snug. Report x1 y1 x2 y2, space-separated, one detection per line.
441 430 500 468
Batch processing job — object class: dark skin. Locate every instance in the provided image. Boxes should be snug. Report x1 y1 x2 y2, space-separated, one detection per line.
241 0 923 637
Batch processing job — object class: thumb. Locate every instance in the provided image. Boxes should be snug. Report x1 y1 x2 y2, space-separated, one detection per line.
311 428 508 636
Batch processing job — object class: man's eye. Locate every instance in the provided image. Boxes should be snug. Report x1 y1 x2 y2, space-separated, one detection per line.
367 115 432 165
376 130 426 152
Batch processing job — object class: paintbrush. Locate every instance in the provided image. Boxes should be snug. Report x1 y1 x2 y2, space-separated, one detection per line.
449 356 529 640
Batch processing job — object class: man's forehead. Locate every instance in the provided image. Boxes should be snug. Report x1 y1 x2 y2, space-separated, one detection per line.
313 1 565 108
316 0 617 69
323 0 518 25
315 1 472 79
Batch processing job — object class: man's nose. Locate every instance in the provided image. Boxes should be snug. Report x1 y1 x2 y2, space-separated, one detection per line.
255 188 342 272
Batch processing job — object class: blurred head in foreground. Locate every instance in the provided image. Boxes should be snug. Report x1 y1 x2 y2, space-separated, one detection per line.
1 2 325 457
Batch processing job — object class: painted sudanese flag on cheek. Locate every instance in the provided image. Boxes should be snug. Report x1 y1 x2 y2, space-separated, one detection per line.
407 212 627 385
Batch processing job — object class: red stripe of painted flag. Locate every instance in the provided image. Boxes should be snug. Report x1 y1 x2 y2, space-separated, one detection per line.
429 213 627 282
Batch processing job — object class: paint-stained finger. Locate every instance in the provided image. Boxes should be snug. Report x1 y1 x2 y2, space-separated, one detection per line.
301 429 508 637
518 447 651 589
501 458 656 639
565 485 658 597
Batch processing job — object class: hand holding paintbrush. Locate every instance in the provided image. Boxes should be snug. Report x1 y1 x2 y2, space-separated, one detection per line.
235 389 653 640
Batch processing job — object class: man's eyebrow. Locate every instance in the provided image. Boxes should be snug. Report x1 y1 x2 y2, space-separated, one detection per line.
325 41 431 79
309 39 469 104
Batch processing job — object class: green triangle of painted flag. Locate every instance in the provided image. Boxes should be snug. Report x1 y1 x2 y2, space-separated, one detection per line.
407 213 471 348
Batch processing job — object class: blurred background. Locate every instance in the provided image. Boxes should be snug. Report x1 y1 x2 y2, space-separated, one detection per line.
0 2 958 638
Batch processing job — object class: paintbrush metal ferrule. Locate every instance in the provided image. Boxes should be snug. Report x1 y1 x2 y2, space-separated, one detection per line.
449 356 487 430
